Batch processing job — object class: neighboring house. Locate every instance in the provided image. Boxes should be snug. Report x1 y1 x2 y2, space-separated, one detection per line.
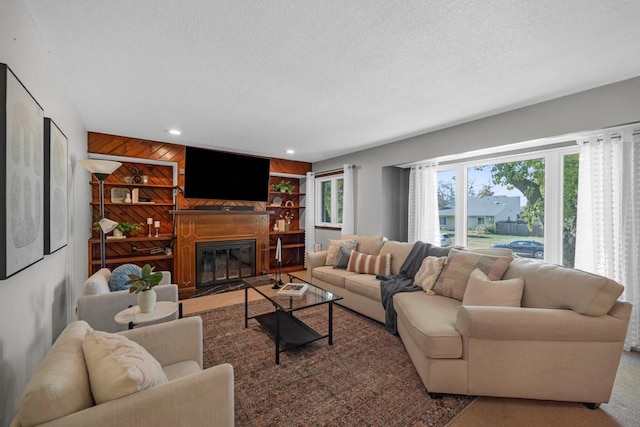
439 196 521 230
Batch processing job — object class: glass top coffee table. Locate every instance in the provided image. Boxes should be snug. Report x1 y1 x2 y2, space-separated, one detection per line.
244 273 343 364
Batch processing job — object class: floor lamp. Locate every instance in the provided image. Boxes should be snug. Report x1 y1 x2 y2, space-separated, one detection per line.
79 159 122 268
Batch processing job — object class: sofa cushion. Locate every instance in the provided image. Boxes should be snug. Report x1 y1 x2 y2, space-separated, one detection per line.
378 241 415 275
344 274 383 302
462 268 524 307
333 246 352 269
313 265 358 289
414 256 446 294
17 321 94 427
433 249 513 301
394 292 462 359
342 234 385 255
325 239 357 266
346 250 392 276
503 257 624 316
82 329 168 404
83 268 111 295
109 263 142 291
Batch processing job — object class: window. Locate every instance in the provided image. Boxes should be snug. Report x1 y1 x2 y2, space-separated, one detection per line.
316 174 344 227
438 146 578 266
438 169 456 243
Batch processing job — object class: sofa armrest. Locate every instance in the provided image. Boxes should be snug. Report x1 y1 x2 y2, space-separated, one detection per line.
306 250 328 279
77 284 179 333
456 306 629 342
42 363 234 427
120 316 203 369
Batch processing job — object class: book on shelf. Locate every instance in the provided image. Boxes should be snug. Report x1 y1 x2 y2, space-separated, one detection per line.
276 283 308 297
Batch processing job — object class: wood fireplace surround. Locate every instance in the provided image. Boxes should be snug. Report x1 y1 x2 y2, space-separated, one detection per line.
171 210 271 294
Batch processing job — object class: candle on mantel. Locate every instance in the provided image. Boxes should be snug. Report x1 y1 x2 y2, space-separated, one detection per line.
147 217 153 225
154 221 160 228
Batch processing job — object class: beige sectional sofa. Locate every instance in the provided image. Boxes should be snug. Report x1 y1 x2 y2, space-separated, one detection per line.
306 236 632 407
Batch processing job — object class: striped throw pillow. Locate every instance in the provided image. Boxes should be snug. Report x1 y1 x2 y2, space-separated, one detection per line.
346 250 392 276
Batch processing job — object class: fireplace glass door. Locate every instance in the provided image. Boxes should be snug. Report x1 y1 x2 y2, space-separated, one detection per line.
196 240 256 288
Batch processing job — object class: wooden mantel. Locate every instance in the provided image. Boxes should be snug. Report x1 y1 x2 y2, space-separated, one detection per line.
170 210 273 294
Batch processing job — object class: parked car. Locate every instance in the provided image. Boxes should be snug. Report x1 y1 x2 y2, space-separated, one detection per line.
440 233 452 247
491 240 544 258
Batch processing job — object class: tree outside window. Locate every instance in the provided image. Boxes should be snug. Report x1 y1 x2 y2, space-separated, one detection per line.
317 175 344 227
436 149 578 267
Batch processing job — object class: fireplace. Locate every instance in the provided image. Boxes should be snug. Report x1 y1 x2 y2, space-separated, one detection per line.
171 210 270 294
196 239 256 289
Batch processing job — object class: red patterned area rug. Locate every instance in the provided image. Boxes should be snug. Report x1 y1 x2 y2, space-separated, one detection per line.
194 300 475 426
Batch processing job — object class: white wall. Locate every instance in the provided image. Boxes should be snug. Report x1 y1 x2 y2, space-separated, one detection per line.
0 1 89 425
313 76 640 247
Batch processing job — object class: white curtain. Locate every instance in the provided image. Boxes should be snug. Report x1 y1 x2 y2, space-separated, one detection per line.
342 164 356 235
408 163 440 244
575 130 640 350
304 171 316 256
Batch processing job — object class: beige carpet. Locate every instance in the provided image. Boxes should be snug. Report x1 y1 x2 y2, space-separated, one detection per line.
182 284 640 426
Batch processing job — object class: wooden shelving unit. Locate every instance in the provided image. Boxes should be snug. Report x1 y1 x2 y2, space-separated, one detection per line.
87 157 177 276
268 174 306 273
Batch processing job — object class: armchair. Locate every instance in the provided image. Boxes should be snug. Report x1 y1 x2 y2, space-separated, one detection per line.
77 268 179 332
11 317 234 427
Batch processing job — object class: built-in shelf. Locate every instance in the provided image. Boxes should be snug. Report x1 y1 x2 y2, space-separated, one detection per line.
87 156 177 276
270 230 305 235
269 243 305 250
90 253 173 266
91 181 175 189
91 201 174 206
89 234 174 244
268 191 305 196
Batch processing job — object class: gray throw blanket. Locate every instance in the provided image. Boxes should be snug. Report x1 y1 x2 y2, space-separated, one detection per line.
378 241 431 334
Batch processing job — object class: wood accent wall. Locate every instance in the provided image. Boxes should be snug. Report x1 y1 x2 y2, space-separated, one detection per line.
88 132 311 210
87 132 312 288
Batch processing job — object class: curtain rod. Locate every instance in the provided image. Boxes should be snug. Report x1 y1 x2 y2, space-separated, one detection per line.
314 164 356 177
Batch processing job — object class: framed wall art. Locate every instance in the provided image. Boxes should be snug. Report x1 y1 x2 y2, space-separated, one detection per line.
0 63 44 279
44 118 68 254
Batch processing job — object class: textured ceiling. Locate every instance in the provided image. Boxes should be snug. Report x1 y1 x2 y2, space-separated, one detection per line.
24 0 640 162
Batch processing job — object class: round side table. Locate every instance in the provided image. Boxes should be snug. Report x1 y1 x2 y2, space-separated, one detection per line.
114 301 181 329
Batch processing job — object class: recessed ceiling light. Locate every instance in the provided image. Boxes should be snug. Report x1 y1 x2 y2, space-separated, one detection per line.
285 149 295 154
168 129 181 135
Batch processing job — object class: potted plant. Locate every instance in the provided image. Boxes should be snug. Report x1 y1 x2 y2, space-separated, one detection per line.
117 222 142 237
272 180 294 195
126 264 164 313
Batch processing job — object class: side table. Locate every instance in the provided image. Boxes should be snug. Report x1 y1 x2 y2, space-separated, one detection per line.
114 301 182 330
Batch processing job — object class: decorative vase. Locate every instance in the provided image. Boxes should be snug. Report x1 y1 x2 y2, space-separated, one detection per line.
138 289 157 313
112 229 124 238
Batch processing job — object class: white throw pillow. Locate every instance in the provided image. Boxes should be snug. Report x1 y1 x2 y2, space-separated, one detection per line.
82 268 111 295
82 329 168 404
414 256 446 294
462 268 525 307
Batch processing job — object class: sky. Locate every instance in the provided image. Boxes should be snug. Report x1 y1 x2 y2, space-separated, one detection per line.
439 165 527 207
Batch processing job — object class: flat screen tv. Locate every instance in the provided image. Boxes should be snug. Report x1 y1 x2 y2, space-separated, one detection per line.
184 147 271 201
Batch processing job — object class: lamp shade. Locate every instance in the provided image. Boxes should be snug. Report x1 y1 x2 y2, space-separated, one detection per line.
78 159 122 175
98 218 119 234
